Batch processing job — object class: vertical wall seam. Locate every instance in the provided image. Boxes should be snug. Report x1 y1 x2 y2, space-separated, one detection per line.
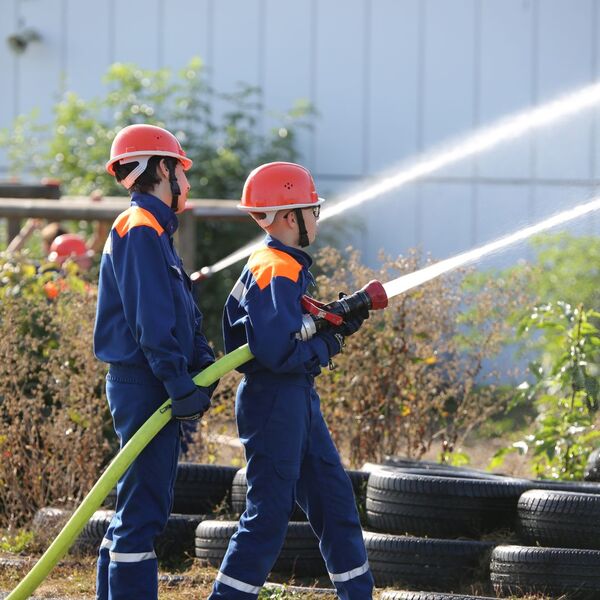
207 0 214 88
362 0 372 176
108 0 115 65
416 0 425 154
157 0 164 68
590 0 598 181
591 0 599 234
415 0 426 247
528 0 539 225
258 0 266 135
309 0 317 170
471 0 482 245
13 0 21 119
60 0 68 95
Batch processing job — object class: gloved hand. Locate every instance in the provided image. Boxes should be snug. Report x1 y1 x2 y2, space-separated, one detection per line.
172 386 212 421
330 292 370 321
333 312 368 337
191 362 219 397
317 331 345 359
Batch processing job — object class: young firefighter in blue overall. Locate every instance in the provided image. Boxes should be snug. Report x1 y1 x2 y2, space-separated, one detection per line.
94 124 216 600
209 162 374 599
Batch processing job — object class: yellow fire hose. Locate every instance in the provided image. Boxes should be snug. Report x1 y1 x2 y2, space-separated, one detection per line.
7 344 254 600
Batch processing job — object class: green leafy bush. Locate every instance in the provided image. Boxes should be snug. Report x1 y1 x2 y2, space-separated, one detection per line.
526 232 600 310
491 302 600 479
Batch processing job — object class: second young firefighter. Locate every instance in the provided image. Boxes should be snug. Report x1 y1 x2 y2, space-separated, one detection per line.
94 124 216 600
209 162 374 599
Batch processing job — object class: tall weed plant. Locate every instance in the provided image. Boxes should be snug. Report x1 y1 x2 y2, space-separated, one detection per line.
491 302 600 479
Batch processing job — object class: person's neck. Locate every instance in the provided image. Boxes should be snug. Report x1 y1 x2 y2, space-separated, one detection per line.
266 229 300 248
149 182 172 208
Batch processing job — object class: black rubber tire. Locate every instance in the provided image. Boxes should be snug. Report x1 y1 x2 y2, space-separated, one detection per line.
231 467 306 521
517 489 600 549
74 509 205 558
490 544 600 598
31 507 70 533
526 477 600 494
174 463 237 513
194 519 326 577
584 448 600 482
366 471 530 538
363 531 492 590
346 469 369 502
232 467 368 521
363 462 511 484
104 463 237 514
381 457 508 480
380 592 496 600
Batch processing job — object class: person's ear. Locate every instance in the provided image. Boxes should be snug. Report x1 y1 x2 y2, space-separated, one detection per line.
286 211 296 227
157 158 169 179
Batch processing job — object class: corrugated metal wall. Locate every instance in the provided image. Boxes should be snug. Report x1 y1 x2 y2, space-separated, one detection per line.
1 0 599 266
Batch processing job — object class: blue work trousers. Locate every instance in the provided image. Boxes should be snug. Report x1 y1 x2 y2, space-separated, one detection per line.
209 372 373 600
96 366 180 600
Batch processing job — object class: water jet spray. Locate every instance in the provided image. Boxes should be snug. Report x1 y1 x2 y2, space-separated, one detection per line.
191 80 600 281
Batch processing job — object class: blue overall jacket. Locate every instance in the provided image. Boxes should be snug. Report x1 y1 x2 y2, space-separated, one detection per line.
94 193 214 400
223 235 332 376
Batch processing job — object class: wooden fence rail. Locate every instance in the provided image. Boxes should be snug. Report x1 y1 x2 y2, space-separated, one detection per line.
0 196 243 269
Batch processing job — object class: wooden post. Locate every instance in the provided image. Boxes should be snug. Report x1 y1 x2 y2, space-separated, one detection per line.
7 218 21 243
176 212 197 272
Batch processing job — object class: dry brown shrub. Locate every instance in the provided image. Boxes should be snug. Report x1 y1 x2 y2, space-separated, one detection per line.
313 246 531 467
0 288 113 528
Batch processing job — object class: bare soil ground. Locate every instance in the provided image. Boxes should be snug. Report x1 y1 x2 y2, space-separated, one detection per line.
0 555 337 599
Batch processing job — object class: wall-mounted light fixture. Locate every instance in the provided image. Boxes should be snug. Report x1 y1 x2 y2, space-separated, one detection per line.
6 27 42 54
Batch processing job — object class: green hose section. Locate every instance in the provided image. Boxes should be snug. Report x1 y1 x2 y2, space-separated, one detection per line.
6 344 254 600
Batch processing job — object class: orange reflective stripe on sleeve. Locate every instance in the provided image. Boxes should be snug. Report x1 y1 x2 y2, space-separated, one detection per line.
248 247 302 290
114 207 164 238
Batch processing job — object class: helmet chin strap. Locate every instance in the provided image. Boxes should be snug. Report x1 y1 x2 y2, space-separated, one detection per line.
166 161 181 212
294 208 310 247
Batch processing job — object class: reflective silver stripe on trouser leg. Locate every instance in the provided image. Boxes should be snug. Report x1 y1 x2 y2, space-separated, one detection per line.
329 559 370 583
109 550 157 563
216 571 262 595
100 537 112 550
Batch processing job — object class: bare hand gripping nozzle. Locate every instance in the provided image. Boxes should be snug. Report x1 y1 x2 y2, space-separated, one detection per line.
296 280 389 341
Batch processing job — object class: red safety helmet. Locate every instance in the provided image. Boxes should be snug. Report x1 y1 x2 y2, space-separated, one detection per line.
106 124 192 190
238 162 325 226
48 233 88 264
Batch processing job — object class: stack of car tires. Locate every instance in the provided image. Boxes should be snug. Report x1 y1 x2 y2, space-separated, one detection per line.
193 466 370 579
31 448 600 598
490 483 600 597
365 456 600 598
362 460 528 595
32 463 238 561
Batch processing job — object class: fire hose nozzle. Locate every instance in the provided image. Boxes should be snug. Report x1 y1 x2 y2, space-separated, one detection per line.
360 280 389 311
295 279 388 341
334 279 389 316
